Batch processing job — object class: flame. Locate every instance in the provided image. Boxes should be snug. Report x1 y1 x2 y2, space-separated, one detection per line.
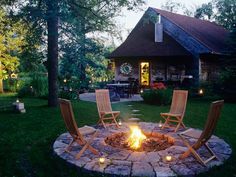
127 126 146 150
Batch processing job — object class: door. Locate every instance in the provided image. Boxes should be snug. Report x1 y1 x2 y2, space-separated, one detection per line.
140 62 150 86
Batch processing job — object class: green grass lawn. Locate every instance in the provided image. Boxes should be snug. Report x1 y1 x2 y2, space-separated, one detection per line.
0 94 236 177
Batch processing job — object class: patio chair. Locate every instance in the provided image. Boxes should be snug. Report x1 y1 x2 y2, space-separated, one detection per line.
160 90 188 132
95 89 120 128
59 99 99 159
179 100 224 166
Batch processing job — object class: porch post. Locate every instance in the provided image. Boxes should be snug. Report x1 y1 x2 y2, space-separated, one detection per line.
185 55 200 87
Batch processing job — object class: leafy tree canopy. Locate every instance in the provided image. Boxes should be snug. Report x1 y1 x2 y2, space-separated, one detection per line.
0 8 26 80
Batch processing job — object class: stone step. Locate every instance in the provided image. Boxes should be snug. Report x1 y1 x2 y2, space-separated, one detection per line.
131 114 142 117
128 118 141 122
132 109 140 113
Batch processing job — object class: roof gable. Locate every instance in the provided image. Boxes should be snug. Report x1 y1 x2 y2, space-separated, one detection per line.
109 18 191 58
109 8 232 59
153 8 231 54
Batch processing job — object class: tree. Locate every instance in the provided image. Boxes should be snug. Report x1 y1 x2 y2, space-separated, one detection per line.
46 0 59 106
161 0 195 17
195 2 214 20
1 0 145 106
194 0 236 31
215 0 236 30
161 0 184 13
0 8 26 93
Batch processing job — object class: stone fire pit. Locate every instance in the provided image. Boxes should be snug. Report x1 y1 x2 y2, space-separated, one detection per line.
53 122 232 177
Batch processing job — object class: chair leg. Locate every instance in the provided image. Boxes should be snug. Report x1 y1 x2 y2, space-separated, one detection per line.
181 121 186 129
101 119 107 128
203 143 219 163
65 139 75 152
174 122 181 132
161 116 169 130
179 135 214 166
75 131 99 159
86 131 99 155
113 113 120 128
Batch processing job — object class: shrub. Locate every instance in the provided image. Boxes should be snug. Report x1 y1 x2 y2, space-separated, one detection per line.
59 90 79 100
18 73 48 98
141 88 172 105
185 82 222 101
31 74 48 98
218 68 236 102
3 78 18 92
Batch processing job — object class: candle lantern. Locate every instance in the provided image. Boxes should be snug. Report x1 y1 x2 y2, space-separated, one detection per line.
164 155 173 162
199 89 204 95
118 119 122 126
99 157 105 164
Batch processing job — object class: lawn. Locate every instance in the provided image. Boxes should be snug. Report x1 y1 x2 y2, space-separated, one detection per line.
0 94 235 177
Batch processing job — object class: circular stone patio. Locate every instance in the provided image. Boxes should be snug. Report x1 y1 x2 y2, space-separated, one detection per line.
53 122 232 177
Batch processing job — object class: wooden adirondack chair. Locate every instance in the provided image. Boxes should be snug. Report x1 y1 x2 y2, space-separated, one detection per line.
160 90 188 132
179 100 224 166
95 89 120 128
59 99 99 159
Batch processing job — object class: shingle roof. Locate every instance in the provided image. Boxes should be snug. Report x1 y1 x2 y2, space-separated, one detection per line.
109 19 191 58
153 8 230 54
109 8 231 59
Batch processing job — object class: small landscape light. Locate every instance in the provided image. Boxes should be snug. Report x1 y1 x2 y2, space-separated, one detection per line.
99 157 105 164
16 98 20 103
199 89 204 95
140 89 143 93
158 120 163 128
30 86 33 89
69 88 72 91
63 79 67 83
118 120 122 126
165 155 172 162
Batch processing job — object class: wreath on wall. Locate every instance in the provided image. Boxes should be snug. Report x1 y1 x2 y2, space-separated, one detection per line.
120 62 132 75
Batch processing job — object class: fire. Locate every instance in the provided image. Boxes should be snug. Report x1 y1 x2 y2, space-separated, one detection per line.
127 126 146 150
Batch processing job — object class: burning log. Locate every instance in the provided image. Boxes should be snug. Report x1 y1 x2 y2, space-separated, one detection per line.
105 130 174 152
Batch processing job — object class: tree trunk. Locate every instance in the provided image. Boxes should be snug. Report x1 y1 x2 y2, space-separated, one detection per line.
47 0 59 107
79 19 86 81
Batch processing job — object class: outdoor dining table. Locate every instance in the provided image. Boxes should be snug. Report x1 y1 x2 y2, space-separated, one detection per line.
106 83 130 98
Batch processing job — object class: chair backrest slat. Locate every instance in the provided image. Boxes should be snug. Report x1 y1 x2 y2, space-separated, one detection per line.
95 89 112 117
59 99 83 141
170 90 188 116
194 100 224 149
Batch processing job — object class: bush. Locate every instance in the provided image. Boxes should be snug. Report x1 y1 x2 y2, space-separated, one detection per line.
141 88 172 105
218 68 236 102
18 73 48 98
58 90 79 100
185 82 222 101
3 79 18 92
31 74 48 97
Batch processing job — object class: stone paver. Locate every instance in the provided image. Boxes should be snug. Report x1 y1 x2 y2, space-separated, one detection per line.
80 92 143 103
132 162 155 177
53 122 232 177
105 164 131 176
152 164 177 177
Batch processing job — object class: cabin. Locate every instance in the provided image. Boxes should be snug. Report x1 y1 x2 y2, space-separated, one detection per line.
109 7 231 87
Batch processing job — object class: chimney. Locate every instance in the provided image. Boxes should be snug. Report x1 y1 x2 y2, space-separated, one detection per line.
155 15 163 42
